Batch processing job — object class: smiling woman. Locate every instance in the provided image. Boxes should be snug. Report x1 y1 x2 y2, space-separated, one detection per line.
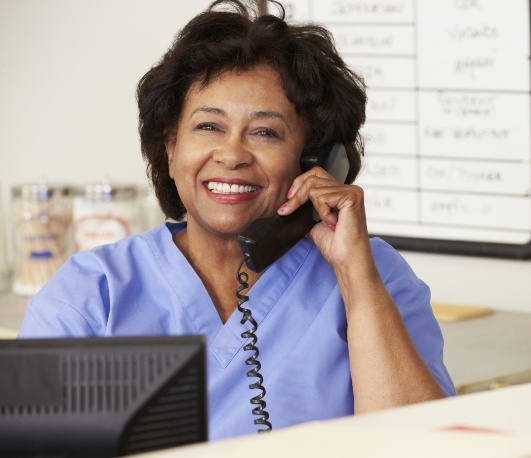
165 65 305 245
17 0 456 444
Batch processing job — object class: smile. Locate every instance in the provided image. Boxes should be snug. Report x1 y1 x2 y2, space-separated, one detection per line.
205 182 260 194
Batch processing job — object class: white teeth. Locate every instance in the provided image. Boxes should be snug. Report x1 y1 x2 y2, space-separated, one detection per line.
206 182 259 194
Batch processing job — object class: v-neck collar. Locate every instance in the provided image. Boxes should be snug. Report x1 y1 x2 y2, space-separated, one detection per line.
146 222 314 368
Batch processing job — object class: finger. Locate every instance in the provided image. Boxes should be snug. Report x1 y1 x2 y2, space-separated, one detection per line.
309 186 370 252
308 185 364 224
278 171 336 215
288 166 338 197
307 188 340 225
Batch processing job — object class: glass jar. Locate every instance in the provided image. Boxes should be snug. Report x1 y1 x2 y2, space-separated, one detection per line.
139 186 166 231
11 183 73 296
72 182 140 252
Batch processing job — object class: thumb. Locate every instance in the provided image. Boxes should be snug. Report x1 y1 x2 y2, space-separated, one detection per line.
308 221 334 255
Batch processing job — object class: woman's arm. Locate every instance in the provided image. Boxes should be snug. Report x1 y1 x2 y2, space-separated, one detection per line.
278 168 447 412
333 250 447 412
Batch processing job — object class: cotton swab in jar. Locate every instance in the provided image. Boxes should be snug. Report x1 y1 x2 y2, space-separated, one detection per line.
12 183 73 296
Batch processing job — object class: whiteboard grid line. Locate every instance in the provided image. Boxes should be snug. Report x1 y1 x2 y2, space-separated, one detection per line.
363 187 531 199
369 221 531 234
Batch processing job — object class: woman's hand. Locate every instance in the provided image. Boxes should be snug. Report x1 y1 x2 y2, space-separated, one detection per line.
277 166 374 275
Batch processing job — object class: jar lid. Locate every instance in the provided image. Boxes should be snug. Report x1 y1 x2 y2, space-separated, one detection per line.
76 183 138 200
12 184 73 200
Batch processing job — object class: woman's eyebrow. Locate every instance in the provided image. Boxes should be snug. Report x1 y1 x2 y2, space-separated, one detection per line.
190 106 225 117
252 110 292 131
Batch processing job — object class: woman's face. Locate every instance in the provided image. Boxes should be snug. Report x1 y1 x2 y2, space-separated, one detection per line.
166 64 306 238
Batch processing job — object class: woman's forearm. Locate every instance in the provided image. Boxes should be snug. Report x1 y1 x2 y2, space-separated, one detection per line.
337 266 446 413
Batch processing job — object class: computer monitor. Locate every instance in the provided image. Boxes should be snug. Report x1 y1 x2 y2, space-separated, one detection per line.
0 335 208 457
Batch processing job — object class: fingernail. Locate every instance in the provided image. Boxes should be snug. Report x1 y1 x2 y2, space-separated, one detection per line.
277 203 288 214
287 186 295 199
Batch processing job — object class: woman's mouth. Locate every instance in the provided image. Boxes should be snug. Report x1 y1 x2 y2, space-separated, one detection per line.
205 181 260 194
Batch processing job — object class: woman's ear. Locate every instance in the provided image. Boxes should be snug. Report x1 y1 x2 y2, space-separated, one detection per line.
165 132 176 179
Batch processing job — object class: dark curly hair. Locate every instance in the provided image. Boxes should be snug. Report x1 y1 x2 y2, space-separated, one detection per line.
137 0 367 221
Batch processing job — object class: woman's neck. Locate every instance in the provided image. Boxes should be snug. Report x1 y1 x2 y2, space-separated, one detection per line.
173 226 260 323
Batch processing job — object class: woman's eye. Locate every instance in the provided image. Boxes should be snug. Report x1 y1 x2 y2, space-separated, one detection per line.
196 123 217 131
255 128 279 138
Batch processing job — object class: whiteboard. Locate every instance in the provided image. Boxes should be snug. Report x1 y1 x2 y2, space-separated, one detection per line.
279 0 531 258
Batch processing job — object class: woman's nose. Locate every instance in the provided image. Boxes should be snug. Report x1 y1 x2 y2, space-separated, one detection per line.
212 138 253 170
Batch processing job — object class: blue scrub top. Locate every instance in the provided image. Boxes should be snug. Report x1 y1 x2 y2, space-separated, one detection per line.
18 222 456 440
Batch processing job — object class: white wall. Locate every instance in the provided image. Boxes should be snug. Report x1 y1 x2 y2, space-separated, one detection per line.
0 0 212 192
1 0 530 312
400 250 531 313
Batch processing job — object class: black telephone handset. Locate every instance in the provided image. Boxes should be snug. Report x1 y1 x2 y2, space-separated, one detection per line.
238 143 350 273
236 144 350 433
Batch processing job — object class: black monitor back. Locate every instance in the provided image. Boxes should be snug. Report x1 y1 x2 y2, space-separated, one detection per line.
0 335 208 457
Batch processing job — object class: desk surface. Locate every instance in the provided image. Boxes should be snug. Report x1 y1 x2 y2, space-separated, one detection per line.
0 292 530 391
135 384 531 458
439 311 531 391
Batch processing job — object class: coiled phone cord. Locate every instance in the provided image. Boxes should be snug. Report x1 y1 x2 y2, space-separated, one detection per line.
236 254 272 433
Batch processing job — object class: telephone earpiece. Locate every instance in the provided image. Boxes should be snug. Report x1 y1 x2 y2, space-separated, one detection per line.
300 143 350 184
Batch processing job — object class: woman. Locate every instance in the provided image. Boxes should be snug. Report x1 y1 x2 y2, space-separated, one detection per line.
18 0 455 440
